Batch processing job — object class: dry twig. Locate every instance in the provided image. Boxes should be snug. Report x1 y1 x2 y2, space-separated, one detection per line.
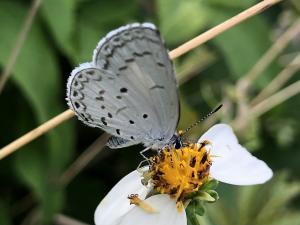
0 0 42 93
250 80 300 118
234 15 300 131
251 53 300 105
0 109 74 159
54 214 90 225
59 133 111 186
239 17 300 86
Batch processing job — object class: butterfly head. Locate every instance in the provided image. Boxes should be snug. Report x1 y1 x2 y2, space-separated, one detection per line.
170 131 184 149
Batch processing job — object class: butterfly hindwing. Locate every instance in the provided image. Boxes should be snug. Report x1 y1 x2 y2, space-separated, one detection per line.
107 136 140 149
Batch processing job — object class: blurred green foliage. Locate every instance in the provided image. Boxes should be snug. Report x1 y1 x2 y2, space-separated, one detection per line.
0 0 299 224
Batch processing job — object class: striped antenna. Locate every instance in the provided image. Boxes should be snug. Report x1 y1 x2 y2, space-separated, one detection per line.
182 104 223 135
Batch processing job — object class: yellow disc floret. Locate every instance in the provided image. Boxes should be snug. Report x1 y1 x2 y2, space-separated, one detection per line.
149 141 212 202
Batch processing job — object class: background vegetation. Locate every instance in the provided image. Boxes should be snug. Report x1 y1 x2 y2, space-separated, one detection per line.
0 0 299 224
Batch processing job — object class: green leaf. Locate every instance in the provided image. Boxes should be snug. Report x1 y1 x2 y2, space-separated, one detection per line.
187 200 205 225
272 212 300 225
206 190 219 201
201 179 219 191
73 0 138 62
41 0 77 59
203 0 256 8
176 47 217 85
177 93 200 135
15 144 65 222
0 201 11 225
196 191 216 202
204 173 300 225
0 0 74 221
254 173 300 224
157 0 209 45
0 1 74 170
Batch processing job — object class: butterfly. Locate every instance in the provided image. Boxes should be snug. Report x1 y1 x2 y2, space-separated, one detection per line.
66 23 181 150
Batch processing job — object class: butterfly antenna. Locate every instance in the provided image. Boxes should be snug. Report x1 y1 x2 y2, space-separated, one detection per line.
182 104 223 136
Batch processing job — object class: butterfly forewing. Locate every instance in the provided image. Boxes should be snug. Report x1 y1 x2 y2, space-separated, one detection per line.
67 23 179 148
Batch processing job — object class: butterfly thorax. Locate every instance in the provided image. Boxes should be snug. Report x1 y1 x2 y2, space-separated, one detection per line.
147 133 183 150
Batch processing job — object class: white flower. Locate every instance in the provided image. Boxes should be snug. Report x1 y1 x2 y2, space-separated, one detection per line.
94 124 273 225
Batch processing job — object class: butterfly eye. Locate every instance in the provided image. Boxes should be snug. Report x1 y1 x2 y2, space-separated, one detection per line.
173 138 182 149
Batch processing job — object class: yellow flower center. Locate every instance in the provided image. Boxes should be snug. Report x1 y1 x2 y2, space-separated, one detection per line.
149 141 212 203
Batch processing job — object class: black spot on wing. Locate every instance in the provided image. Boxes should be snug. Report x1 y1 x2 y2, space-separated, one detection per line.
96 90 105 101
156 62 165 67
116 106 127 115
150 85 165 90
81 113 91 122
120 87 128 93
96 96 104 101
125 58 134 63
119 65 127 71
86 70 95 75
101 117 107 126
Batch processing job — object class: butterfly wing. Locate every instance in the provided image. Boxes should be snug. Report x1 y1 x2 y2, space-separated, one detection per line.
67 23 179 148
107 136 140 149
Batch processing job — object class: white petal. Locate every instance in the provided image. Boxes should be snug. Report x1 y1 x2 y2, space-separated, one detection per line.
94 170 150 225
198 124 273 185
118 194 187 225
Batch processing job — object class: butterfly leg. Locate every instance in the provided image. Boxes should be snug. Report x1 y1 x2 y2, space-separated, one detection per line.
139 146 152 159
136 146 152 169
137 159 149 170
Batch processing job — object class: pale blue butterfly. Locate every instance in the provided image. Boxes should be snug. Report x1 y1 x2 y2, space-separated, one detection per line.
66 23 180 150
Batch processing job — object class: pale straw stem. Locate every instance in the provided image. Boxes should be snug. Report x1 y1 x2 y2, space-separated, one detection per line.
250 80 300 118
169 0 283 59
0 0 42 93
251 53 300 105
243 17 300 83
0 109 74 159
0 0 281 160
54 214 90 225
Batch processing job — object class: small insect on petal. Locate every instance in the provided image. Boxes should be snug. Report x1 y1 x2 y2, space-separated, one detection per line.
119 194 187 225
128 194 157 213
